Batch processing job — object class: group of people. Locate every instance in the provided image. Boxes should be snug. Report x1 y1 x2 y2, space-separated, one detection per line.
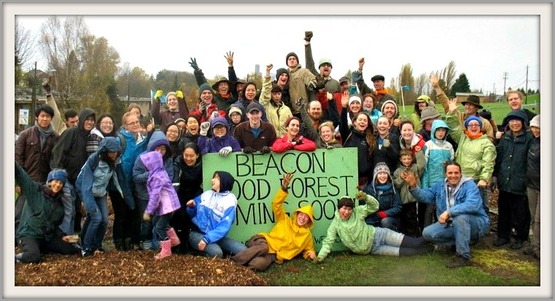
15 31 540 270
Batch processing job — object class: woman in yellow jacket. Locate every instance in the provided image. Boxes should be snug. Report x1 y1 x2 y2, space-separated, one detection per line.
231 173 316 271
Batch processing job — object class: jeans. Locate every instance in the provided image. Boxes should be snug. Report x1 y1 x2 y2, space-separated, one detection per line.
81 195 109 250
152 213 173 241
59 181 76 235
189 231 247 258
526 188 540 254
370 227 405 256
422 214 489 259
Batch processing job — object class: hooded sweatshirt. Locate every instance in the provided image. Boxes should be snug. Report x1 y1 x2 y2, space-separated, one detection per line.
198 117 242 154
187 171 238 244
259 188 316 263
422 119 455 187
133 130 173 201
50 108 96 182
141 151 181 216
76 137 123 213
317 194 380 261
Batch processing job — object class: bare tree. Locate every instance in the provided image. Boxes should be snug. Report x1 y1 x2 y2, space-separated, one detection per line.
15 20 35 86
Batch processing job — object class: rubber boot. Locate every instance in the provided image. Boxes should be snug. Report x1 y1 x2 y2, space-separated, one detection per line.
166 227 181 247
154 239 172 260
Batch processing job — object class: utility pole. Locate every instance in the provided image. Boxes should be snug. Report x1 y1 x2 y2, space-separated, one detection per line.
502 72 508 100
492 83 496 102
525 65 529 104
29 61 37 126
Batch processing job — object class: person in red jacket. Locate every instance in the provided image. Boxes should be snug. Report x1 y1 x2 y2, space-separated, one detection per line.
272 116 316 153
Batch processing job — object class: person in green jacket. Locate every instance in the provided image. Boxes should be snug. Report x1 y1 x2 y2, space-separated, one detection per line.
15 163 80 263
315 191 430 262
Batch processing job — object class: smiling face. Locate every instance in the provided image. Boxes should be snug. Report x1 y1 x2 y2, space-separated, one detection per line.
373 79 384 91
338 205 353 220
247 110 262 127
200 90 213 104
48 179 64 194
244 84 257 101
319 124 334 143
465 120 481 135
165 124 180 142
99 117 114 135
508 119 523 134
278 73 289 86
363 96 374 111
349 100 362 114
376 171 389 184
36 111 52 129
308 101 323 121
186 117 199 135
167 94 178 110
376 116 390 135
217 82 229 95
212 124 227 138
83 116 96 131
445 164 462 186
296 212 310 226
183 147 199 167
286 119 300 138
382 103 397 119
507 92 523 110
401 122 414 141
353 113 369 132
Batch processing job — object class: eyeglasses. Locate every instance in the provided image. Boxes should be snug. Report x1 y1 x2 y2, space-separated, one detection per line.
467 123 481 127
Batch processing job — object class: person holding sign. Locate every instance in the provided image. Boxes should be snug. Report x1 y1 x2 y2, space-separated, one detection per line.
198 117 241 157
231 173 317 271
272 116 317 153
315 191 430 263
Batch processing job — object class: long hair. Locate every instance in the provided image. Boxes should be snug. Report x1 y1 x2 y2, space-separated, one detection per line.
352 112 376 155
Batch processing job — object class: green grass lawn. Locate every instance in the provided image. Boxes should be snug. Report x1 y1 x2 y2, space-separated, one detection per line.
258 239 540 286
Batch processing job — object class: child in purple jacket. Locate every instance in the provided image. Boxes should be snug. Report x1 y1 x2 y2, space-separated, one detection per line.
141 151 181 260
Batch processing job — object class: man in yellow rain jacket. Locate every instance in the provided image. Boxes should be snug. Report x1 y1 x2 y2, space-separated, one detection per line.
231 173 316 271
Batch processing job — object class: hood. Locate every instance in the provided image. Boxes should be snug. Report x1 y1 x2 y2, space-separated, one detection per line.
371 162 395 194
215 170 235 192
147 130 171 152
294 205 315 229
140 150 164 173
501 109 529 128
78 108 96 130
430 119 450 143
97 136 122 154
210 116 230 135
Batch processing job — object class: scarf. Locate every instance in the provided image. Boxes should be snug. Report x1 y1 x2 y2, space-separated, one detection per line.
374 88 388 96
35 121 54 149
464 130 483 140
219 92 231 99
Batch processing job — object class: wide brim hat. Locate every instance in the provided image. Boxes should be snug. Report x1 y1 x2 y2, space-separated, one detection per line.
212 77 232 91
461 95 483 109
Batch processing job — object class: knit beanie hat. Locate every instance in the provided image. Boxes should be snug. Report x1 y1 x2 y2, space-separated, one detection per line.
285 52 299 64
348 94 362 106
276 68 289 80
228 106 243 117
381 99 398 113
318 58 332 68
373 162 391 179
47 169 67 185
199 83 214 94
464 115 483 128
529 114 540 128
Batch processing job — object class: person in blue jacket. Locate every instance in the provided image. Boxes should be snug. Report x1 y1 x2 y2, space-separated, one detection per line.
75 136 122 256
401 160 489 268
185 171 246 258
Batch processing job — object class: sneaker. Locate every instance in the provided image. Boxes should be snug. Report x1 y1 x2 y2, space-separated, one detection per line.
493 237 510 247
446 255 471 268
81 249 94 257
511 240 523 250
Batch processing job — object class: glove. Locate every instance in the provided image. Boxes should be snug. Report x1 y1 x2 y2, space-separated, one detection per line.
260 146 272 154
382 139 390 148
355 191 367 200
489 176 498 192
176 90 184 99
219 146 233 157
42 79 52 94
143 212 151 222
304 31 313 42
200 101 208 114
308 80 318 91
200 121 211 136
327 92 333 101
242 146 255 154
377 211 388 219
154 89 164 100
352 71 362 83
189 57 199 71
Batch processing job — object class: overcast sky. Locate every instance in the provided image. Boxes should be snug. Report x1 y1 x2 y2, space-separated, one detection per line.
14 7 542 95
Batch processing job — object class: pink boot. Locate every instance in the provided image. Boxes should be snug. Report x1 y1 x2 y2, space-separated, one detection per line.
154 239 172 260
166 227 181 247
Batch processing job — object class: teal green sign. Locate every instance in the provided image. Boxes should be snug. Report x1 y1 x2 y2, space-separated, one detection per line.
202 148 358 251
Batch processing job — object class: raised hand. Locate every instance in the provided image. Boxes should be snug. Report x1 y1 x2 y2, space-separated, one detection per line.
199 121 211 136
358 57 365 70
189 57 199 71
448 97 458 113
281 172 294 191
266 64 273 72
430 73 439 88
225 51 234 66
